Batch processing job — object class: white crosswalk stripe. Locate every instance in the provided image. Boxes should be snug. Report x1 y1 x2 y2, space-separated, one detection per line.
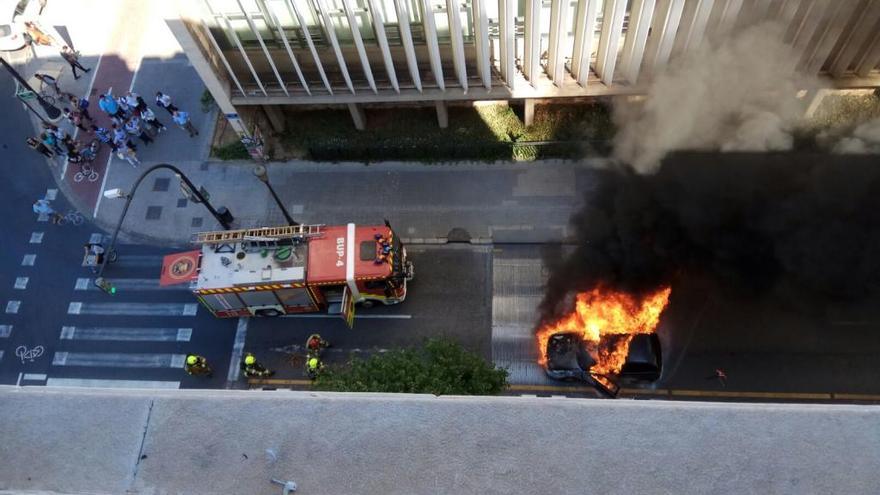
74 278 191 291
67 302 199 316
46 378 180 389
52 352 187 368
60 326 193 342
0 325 11 338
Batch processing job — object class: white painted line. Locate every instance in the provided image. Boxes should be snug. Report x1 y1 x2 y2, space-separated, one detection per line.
5 301 21 314
65 302 200 316
0 350 4 362
45 189 57 200
46 378 180 389
281 313 413 319
75 278 189 291
21 254 36 266
89 233 104 244
14 277 29 290
0 325 12 338
29 232 44 243
37 213 49 222
22 373 47 381
51 352 187 368
92 153 113 218
68 302 82 314
226 318 248 384
16 372 21 386
59 326 194 342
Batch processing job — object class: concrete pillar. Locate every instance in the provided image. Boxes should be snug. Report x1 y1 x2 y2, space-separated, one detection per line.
524 99 536 126
262 105 286 133
435 101 449 128
164 14 250 136
348 103 366 131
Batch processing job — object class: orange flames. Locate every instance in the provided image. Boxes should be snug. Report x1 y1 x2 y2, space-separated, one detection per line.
536 286 672 376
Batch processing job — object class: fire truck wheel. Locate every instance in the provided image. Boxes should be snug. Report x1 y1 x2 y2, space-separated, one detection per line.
257 308 282 317
360 300 375 309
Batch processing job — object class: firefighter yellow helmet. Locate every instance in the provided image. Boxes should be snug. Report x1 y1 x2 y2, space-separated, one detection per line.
186 355 198 365
308 357 319 369
244 354 256 365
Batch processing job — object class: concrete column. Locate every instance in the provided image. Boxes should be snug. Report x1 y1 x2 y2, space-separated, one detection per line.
595 0 627 85
435 101 449 128
547 0 570 86
472 0 492 90
524 99 536 126
262 105 286 133
348 103 366 130
164 14 250 136
524 0 541 86
619 0 655 83
571 0 599 86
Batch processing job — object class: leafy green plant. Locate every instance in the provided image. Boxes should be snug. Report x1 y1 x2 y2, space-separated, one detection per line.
200 89 215 113
212 140 249 160
315 338 509 395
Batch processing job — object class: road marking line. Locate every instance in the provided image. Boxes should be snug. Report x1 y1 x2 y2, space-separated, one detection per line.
0 325 12 338
51 352 187 368
22 254 36 266
5 301 21 314
16 372 21 386
46 378 180 389
14 277 29 290
37 213 49 222
281 314 413 320
75 277 190 291
619 387 670 396
29 232 44 243
248 378 313 387
65 302 199 316
226 318 248 385
59 326 194 342
45 189 57 200
89 233 104 244
0 350 3 362
22 373 47 381
508 384 594 393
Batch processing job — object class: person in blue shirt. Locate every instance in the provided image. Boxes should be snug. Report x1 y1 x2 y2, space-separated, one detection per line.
98 92 124 120
172 110 199 137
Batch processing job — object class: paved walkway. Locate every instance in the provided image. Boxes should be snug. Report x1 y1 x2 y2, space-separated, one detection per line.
1 386 878 494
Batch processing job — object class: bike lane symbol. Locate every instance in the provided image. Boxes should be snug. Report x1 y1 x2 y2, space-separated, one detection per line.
15 345 44 363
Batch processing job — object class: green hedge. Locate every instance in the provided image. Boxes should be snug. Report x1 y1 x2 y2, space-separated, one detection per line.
212 140 249 160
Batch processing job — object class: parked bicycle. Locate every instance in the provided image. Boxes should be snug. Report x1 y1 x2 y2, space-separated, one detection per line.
15 80 55 106
69 140 100 182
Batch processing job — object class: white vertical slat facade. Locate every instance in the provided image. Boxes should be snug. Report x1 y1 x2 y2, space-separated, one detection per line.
547 0 571 86
524 0 542 86
421 0 446 90
285 0 333 94
447 0 469 91
393 0 423 91
341 0 378 92
315 0 356 93
498 0 517 87
472 0 492 89
619 0 656 83
571 0 599 86
595 0 627 85
365 0 400 92
642 0 686 74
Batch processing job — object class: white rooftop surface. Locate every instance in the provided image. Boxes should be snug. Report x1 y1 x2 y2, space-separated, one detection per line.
197 243 307 289
1 387 878 494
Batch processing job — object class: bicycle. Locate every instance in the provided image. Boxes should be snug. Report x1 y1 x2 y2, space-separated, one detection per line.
70 140 100 182
57 210 85 226
15 80 55 106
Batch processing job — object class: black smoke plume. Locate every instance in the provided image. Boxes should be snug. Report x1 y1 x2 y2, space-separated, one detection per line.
539 152 880 323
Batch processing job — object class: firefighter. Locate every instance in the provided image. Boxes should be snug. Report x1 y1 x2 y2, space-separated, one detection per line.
306 356 324 380
306 334 330 356
240 352 274 378
185 354 212 377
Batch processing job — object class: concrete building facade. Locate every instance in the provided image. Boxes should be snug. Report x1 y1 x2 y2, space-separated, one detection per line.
167 0 880 132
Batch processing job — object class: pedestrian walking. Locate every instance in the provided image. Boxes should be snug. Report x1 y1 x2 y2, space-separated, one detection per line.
41 131 63 155
124 116 153 145
124 91 147 113
119 141 140 167
63 107 91 132
70 95 92 121
172 110 198 137
92 125 117 152
60 45 90 79
26 136 53 158
155 91 178 115
33 73 60 94
98 92 125 120
32 199 62 224
139 106 167 133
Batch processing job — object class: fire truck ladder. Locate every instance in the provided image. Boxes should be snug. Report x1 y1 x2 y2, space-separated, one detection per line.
193 224 324 244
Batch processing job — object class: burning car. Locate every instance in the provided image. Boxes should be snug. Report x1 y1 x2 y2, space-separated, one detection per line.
537 286 671 397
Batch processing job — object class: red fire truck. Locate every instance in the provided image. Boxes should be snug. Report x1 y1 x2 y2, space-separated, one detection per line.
160 222 413 326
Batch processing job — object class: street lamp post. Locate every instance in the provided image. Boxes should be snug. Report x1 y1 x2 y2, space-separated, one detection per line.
96 164 232 288
0 57 61 121
253 164 298 226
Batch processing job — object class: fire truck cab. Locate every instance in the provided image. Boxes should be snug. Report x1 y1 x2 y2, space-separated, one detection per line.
164 223 413 322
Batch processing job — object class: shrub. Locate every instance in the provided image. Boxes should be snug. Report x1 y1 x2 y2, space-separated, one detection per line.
212 140 249 160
